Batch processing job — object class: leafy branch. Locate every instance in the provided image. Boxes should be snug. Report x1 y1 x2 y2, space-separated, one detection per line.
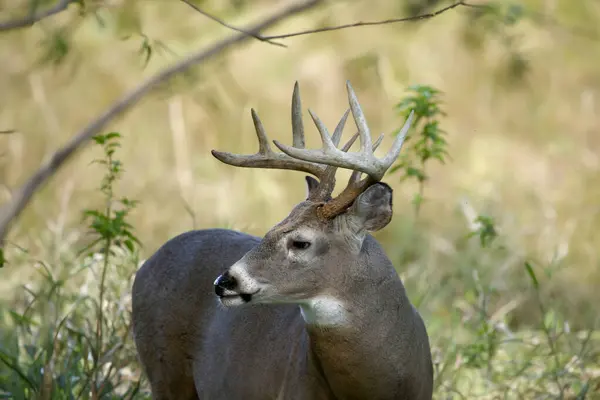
82 132 141 397
391 85 449 215
458 206 591 398
0 133 145 398
466 215 498 249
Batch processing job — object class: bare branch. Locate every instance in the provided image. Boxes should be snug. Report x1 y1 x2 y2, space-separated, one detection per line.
0 0 323 244
0 130 15 134
263 1 481 40
0 0 75 32
180 0 287 48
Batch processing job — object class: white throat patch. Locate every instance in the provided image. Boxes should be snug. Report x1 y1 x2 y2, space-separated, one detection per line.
300 296 348 326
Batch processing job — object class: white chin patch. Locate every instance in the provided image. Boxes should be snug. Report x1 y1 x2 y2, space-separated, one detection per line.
300 295 348 326
218 295 246 307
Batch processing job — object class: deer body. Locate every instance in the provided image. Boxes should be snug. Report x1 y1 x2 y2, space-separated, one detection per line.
132 82 434 399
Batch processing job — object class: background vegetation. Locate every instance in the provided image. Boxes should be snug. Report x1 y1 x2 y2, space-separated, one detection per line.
1 0 599 398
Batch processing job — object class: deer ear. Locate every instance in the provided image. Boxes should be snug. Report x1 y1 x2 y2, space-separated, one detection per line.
305 176 320 199
346 182 393 232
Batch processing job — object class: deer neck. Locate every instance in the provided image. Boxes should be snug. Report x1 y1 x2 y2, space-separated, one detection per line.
299 255 420 398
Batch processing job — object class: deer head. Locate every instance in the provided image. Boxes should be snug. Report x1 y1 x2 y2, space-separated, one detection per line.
211 81 413 322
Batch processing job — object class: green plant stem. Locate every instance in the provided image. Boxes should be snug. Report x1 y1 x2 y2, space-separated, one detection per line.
534 289 564 398
415 176 425 216
96 315 135 396
93 153 115 397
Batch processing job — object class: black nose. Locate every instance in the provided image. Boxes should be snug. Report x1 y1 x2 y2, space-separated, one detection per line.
214 271 237 296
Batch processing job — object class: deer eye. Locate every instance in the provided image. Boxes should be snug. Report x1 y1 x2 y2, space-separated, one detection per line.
290 240 311 250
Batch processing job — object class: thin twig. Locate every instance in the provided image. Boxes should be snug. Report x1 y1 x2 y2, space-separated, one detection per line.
0 0 74 32
262 0 482 40
261 0 599 44
180 0 287 48
0 130 15 134
0 0 323 244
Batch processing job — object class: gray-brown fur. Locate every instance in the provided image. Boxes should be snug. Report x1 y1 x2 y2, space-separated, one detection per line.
132 81 433 399
132 183 433 399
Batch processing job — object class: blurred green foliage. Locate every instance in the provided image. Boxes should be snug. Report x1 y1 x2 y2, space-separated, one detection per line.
391 84 448 214
0 133 146 398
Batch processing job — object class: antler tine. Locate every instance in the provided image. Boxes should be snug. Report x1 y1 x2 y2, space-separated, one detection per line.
331 109 350 147
381 110 414 168
252 108 272 154
348 133 384 184
346 81 372 154
314 109 354 190
291 81 305 149
309 128 359 201
331 111 412 187
372 133 384 151
308 109 337 152
317 111 414 220
341 132 360 152
211 88 329 177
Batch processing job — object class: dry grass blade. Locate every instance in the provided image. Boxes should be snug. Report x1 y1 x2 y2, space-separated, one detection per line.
346 81 372 153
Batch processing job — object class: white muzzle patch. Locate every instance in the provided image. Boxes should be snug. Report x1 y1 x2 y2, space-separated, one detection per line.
229 261 262 294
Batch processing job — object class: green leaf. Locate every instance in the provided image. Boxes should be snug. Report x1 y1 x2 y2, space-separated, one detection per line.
524 261 539 289
105 132 122 140
0 350 38 390
92 135 106 145
9 310 37 327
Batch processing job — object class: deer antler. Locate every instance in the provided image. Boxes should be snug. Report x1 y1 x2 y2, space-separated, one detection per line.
211 82 356 181
273 81 413 181
273 81 414 218
211 80 413 219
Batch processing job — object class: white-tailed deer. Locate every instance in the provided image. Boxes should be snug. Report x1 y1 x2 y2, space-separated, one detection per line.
132 81 434 400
